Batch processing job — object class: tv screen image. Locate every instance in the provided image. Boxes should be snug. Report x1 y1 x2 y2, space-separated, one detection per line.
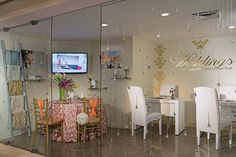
52 52 88 74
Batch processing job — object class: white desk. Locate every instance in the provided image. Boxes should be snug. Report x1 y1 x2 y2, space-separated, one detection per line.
219 100 236 121
146 97 185 135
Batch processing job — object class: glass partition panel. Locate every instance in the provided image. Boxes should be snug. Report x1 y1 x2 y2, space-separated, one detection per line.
51 5 102 156
0 19 52 155
101 0 236 155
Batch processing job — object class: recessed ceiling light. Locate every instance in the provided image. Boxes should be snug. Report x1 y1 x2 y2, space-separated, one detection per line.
161 12 170 17
228 25 235 29
102 23 109 27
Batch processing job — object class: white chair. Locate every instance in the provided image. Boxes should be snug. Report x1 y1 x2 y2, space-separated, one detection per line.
127 86 162 139
194 87 232 150
160 84 176 138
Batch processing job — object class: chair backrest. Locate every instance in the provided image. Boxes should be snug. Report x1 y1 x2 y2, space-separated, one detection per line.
160 84 176 97
194 87 219 133
88 98 101 117
33 98 49 124
218 85 236 101
127 86 147 125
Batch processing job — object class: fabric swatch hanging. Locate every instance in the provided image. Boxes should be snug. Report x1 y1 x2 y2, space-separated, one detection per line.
9 80 22 96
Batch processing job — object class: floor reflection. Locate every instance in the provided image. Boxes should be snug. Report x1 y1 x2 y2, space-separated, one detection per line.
1 125 236 157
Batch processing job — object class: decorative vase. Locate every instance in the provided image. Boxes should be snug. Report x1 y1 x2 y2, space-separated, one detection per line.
59 87 66 101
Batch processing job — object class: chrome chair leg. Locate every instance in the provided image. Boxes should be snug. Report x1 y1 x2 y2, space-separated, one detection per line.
166 116 169 138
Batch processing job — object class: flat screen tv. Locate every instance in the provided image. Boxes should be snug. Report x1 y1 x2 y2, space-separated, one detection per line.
51 52 88 74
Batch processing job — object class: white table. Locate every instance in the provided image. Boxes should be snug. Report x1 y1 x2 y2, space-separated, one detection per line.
146 97 185 135
219 100 236 121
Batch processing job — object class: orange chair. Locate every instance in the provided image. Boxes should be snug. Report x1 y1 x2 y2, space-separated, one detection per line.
33 99 63 148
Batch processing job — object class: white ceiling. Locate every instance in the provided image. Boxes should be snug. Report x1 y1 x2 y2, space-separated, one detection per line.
6 0 236 42
102 0 236 42
0 0 111 28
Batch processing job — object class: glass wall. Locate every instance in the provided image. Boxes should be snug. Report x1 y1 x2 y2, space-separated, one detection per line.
50 5 102 157
0 19 52 155
0 5 102 156
0 0 235 156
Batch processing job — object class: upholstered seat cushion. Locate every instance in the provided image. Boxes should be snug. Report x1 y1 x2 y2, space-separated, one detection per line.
146 112 161 124
38 117 63 125
88 117 100 124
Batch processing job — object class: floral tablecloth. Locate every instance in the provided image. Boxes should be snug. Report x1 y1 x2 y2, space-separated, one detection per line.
49 99 107 142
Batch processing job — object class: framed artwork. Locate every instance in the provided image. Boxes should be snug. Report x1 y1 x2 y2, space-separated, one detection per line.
101 50 122 69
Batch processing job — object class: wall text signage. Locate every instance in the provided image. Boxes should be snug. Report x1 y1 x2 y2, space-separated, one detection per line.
170 53 235 71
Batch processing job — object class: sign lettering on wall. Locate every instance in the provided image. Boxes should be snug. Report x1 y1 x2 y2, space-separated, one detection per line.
170 39 235 71
170 53 235 71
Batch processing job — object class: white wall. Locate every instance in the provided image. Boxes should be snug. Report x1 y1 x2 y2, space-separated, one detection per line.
158 35 236 126
132 35 236 126
132 36 156 96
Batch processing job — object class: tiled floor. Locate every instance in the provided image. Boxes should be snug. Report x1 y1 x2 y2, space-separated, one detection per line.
2 125 236 157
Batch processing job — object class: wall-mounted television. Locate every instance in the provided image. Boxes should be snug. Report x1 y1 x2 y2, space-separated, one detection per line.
51 52 88 74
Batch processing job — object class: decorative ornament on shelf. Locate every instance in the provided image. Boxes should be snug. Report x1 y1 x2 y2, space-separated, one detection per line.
169 88 175 99
53 73 75 101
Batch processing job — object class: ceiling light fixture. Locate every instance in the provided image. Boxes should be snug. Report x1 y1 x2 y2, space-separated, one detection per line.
228 0 235 30
161 12 170 17
228 25 235 29
102 23 108 27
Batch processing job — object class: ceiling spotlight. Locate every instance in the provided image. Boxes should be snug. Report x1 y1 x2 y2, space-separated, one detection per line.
228 25 235 29
102 23 109 27
161 12 170 17
30 20 38 25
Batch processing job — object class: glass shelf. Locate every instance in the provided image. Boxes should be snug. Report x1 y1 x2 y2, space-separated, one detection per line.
110 76 131 80
88 87 108 90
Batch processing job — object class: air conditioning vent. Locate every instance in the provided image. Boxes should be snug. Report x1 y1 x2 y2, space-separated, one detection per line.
192 10 221 21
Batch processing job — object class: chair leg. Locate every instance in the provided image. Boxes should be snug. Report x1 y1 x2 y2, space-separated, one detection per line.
207 132 210 140
131 123 135 136
46 125 49 148
78 125 80 143
159 119 162 135
197 130 200 146
216 133 220 150
83 126 86 143
33 125 37 147
61 122 63 142
166 116 169 138
143 125 147 140
229 125 232 145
